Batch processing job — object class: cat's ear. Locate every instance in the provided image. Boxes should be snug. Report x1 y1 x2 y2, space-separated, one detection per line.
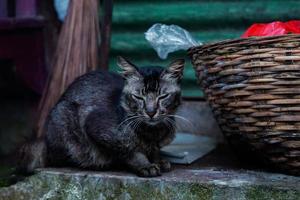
117 56 141 79
161 59 185 82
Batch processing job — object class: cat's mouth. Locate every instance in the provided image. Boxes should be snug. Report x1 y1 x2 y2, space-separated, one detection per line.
146 119 158 125
144 116 163 126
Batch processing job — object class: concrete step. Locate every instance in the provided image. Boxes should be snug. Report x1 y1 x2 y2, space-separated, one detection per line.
1 168 299 199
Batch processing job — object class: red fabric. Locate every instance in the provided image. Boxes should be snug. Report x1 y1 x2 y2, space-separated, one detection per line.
242 20 300 38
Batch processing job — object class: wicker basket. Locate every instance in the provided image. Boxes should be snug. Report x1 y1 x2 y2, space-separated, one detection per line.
188 34 300 175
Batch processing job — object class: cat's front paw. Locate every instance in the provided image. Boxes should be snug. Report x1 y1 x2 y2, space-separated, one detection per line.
158 159 171 172
137 164 161 177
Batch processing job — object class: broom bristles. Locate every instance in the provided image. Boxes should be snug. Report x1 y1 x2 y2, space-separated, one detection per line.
36 0 100 137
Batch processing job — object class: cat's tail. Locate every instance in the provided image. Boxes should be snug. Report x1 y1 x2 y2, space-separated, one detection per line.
17 138 47 174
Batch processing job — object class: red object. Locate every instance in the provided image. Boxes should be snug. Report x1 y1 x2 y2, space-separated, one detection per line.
285 20 300 34
242 20 300 38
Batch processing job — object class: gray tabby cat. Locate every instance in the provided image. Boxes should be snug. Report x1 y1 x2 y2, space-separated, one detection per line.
19 57 185 177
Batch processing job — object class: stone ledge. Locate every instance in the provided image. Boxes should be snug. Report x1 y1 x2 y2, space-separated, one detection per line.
0 168 299 200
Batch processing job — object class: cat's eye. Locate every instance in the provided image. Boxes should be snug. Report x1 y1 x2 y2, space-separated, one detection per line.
158 93 170 100
131 94 143 100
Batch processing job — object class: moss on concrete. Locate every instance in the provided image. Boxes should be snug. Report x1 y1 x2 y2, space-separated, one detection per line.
246 186 300 200
0 166 17 189
0 169 299 200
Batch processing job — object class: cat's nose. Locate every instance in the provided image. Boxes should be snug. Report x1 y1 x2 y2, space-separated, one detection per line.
146 110 156 118
145 101 157 118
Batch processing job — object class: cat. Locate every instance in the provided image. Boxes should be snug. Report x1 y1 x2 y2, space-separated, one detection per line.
19 56 185 177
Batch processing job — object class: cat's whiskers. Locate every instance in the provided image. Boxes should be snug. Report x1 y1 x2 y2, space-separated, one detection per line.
164 114 196 132
164 117 176 132
121 117 144 134
163 119 173 131
121 119 137 134
117 115 140 129
132 119 142 131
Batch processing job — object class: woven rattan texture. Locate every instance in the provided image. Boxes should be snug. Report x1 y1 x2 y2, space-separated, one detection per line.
189 34 300 175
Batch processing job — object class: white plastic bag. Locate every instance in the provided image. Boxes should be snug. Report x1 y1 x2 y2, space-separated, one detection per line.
145 24 201 59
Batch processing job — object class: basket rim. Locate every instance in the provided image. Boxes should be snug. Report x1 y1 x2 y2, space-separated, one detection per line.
187 34 300 55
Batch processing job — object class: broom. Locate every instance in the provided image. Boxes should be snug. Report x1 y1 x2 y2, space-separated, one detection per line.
36 0 100 137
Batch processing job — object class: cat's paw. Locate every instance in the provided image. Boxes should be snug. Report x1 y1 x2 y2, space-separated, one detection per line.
137 164 161 177
158 159 171 172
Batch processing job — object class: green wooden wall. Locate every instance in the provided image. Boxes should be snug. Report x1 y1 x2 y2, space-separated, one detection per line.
108 0 300 97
